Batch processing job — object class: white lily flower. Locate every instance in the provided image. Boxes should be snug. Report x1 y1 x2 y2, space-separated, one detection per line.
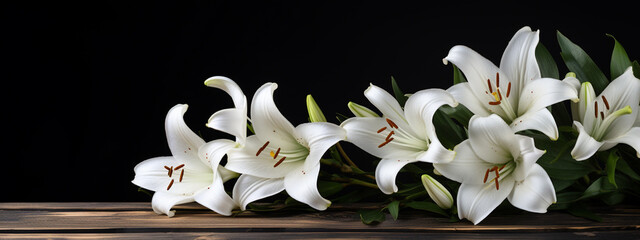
570 67 640 160
434 114 556 225
444 26 578 140
341 84 458 194
132 104 237 217
226 83 346 211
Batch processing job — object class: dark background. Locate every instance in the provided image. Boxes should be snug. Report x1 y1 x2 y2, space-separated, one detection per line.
3 2 637 201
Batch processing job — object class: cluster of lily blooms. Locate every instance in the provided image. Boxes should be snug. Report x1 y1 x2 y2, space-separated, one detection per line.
133 27 640 224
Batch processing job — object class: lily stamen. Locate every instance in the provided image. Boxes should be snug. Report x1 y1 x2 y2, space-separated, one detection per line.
602 95 610 110
377 127 387 133
174 164 185 171
506 82 511 98
167 179 174 190
386 131 395 141
270 148 281 159
273 156 286 168
378 138 394 148
386 118 399 129
483 168 491 183
256 141 270 156
179 169 184 182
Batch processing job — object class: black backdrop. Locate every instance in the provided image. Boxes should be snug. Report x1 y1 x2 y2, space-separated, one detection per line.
3 2 637 201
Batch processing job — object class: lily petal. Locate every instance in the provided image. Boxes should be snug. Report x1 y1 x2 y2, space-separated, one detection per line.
574 82 596 124
198 139 236 167
510 135 546 182
404 88 458 140
232 174 285 211
467 115 515 164
600 68 640 140
457 177 515 225
193 139 237 215
571 121 604 161
517 78 578 116
225 136 305 178
364 84 408 128
132 157 212 196
165 104 207 167
295 122 346 171
193 174 236 216
511 108 559 140
204 76 247 111
284 163 330 210
251 83 299 149
151 191 194 217
341 117 423 159
434 140 494 184
206 108 247 144
499 26 540 102
132 156 180 192
443 46 508 117
416 137 456 164
601 127 640 157
508 164 556 213
375 158 419 194
447 83 491 117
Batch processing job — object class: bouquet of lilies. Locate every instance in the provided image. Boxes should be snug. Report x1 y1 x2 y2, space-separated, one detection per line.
132 26 640 225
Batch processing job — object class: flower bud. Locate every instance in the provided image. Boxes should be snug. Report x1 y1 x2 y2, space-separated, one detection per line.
306 94 327 122
347 101 380 118
421 174 453 209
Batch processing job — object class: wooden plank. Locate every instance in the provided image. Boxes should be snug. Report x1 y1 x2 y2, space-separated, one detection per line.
1 231 638 239
1 203 639 234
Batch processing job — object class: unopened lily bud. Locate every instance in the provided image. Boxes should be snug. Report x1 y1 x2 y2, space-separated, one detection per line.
347 101 380 118
421 174 453 209
306 94 327 122
565 72 577 78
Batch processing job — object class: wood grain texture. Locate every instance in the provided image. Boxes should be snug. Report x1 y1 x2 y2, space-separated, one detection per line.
1 202 639 238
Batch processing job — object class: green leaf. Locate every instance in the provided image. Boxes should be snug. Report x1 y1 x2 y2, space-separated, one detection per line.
577 176 618 201
439 104 473 128
317 181 344 198
557 31 609 95
616 157 640 181
432 108 466 149
390 76 408 106
567 203 602 222
535 42 559 79
386 201 400 220
453 64 467 84
534 135 594 181
405 201 449 217
137 187 152 197
601 192 625 206
633 61 640 79
605 150 619 188
607 34 632 80
358 209 386 225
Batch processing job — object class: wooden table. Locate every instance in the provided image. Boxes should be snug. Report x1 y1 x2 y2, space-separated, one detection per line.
1 202 639 239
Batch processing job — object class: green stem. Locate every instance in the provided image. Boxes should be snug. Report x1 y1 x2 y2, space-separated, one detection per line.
335 143 376 180
336 143 357 168
331 175 379 189
404 191 427 201
349 178 379 189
